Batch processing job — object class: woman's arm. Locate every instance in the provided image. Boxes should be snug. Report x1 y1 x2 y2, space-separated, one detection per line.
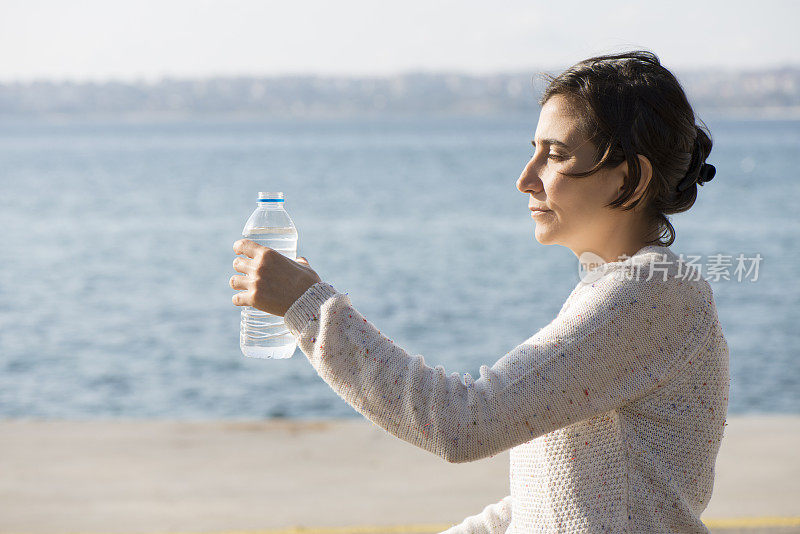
440 494 513 533
284 272 715 463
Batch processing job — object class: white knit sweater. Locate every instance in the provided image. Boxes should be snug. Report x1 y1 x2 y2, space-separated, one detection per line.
283 244 730 533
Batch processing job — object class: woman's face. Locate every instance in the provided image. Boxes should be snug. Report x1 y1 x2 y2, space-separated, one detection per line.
516 94 646 260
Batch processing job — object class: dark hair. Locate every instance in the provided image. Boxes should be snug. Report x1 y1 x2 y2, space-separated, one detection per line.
538 50 714 247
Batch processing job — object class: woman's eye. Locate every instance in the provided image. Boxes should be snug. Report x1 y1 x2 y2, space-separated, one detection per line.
532 141 566 161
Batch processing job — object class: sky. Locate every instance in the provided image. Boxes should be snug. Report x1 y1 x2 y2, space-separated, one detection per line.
1 0 799 82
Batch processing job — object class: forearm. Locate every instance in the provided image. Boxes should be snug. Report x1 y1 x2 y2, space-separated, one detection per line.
283 282 511 463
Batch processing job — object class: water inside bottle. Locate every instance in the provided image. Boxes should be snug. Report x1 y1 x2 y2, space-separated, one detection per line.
240 227 299 359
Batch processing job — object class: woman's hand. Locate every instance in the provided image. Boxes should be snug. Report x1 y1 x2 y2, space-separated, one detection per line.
230 239 322 317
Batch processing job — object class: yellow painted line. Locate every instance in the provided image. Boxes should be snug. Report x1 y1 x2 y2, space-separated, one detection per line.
149 525 453 534
1 528 454 534
704 516 800 528
182 526 449 534
192 516 800 533
6 517 800 534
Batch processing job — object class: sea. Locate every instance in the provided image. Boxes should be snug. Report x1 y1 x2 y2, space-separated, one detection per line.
0 113 797 419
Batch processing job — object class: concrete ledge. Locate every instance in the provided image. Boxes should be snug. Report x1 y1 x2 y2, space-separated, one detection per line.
0 415 797 533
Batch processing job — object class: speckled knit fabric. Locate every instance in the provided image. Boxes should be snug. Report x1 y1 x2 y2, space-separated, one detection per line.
283 244 730 533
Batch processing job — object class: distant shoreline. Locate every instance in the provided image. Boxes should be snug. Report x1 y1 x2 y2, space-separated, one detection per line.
2 68 799 120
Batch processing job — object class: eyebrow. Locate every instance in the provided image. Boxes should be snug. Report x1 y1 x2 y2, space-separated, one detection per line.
533 137 571 150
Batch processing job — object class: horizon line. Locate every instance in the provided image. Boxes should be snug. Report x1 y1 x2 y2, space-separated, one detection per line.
3 63 800 85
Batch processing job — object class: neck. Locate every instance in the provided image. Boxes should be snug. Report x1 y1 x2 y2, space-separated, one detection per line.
571 217 656 265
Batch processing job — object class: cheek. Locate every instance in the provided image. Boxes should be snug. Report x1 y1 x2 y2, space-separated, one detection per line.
547 176 582 212
548 176 603 221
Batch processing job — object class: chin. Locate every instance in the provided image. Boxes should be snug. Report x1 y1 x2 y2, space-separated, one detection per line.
534 228 558 245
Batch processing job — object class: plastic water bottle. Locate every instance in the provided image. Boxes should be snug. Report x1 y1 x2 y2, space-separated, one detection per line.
239 191 298 359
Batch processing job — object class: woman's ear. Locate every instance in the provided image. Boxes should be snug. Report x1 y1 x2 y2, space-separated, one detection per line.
620 154 653 208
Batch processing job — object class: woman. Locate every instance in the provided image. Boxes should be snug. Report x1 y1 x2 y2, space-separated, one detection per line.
230 50 730 533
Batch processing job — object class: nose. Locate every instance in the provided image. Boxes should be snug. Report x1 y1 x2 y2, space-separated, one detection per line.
516 156 543 194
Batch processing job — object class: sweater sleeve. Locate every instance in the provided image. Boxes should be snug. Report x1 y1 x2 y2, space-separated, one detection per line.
283 272 715 464
439 494 513 533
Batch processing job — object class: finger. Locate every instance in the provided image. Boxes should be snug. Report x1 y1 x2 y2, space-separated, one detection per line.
232 256 253 274
233 239 266 259
230 274 250 290
232 291 252 307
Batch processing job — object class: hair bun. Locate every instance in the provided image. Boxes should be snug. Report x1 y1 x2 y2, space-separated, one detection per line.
676 133 714 193
676 161 715 192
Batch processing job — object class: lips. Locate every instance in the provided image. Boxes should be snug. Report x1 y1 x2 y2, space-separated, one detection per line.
529 207 551 212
